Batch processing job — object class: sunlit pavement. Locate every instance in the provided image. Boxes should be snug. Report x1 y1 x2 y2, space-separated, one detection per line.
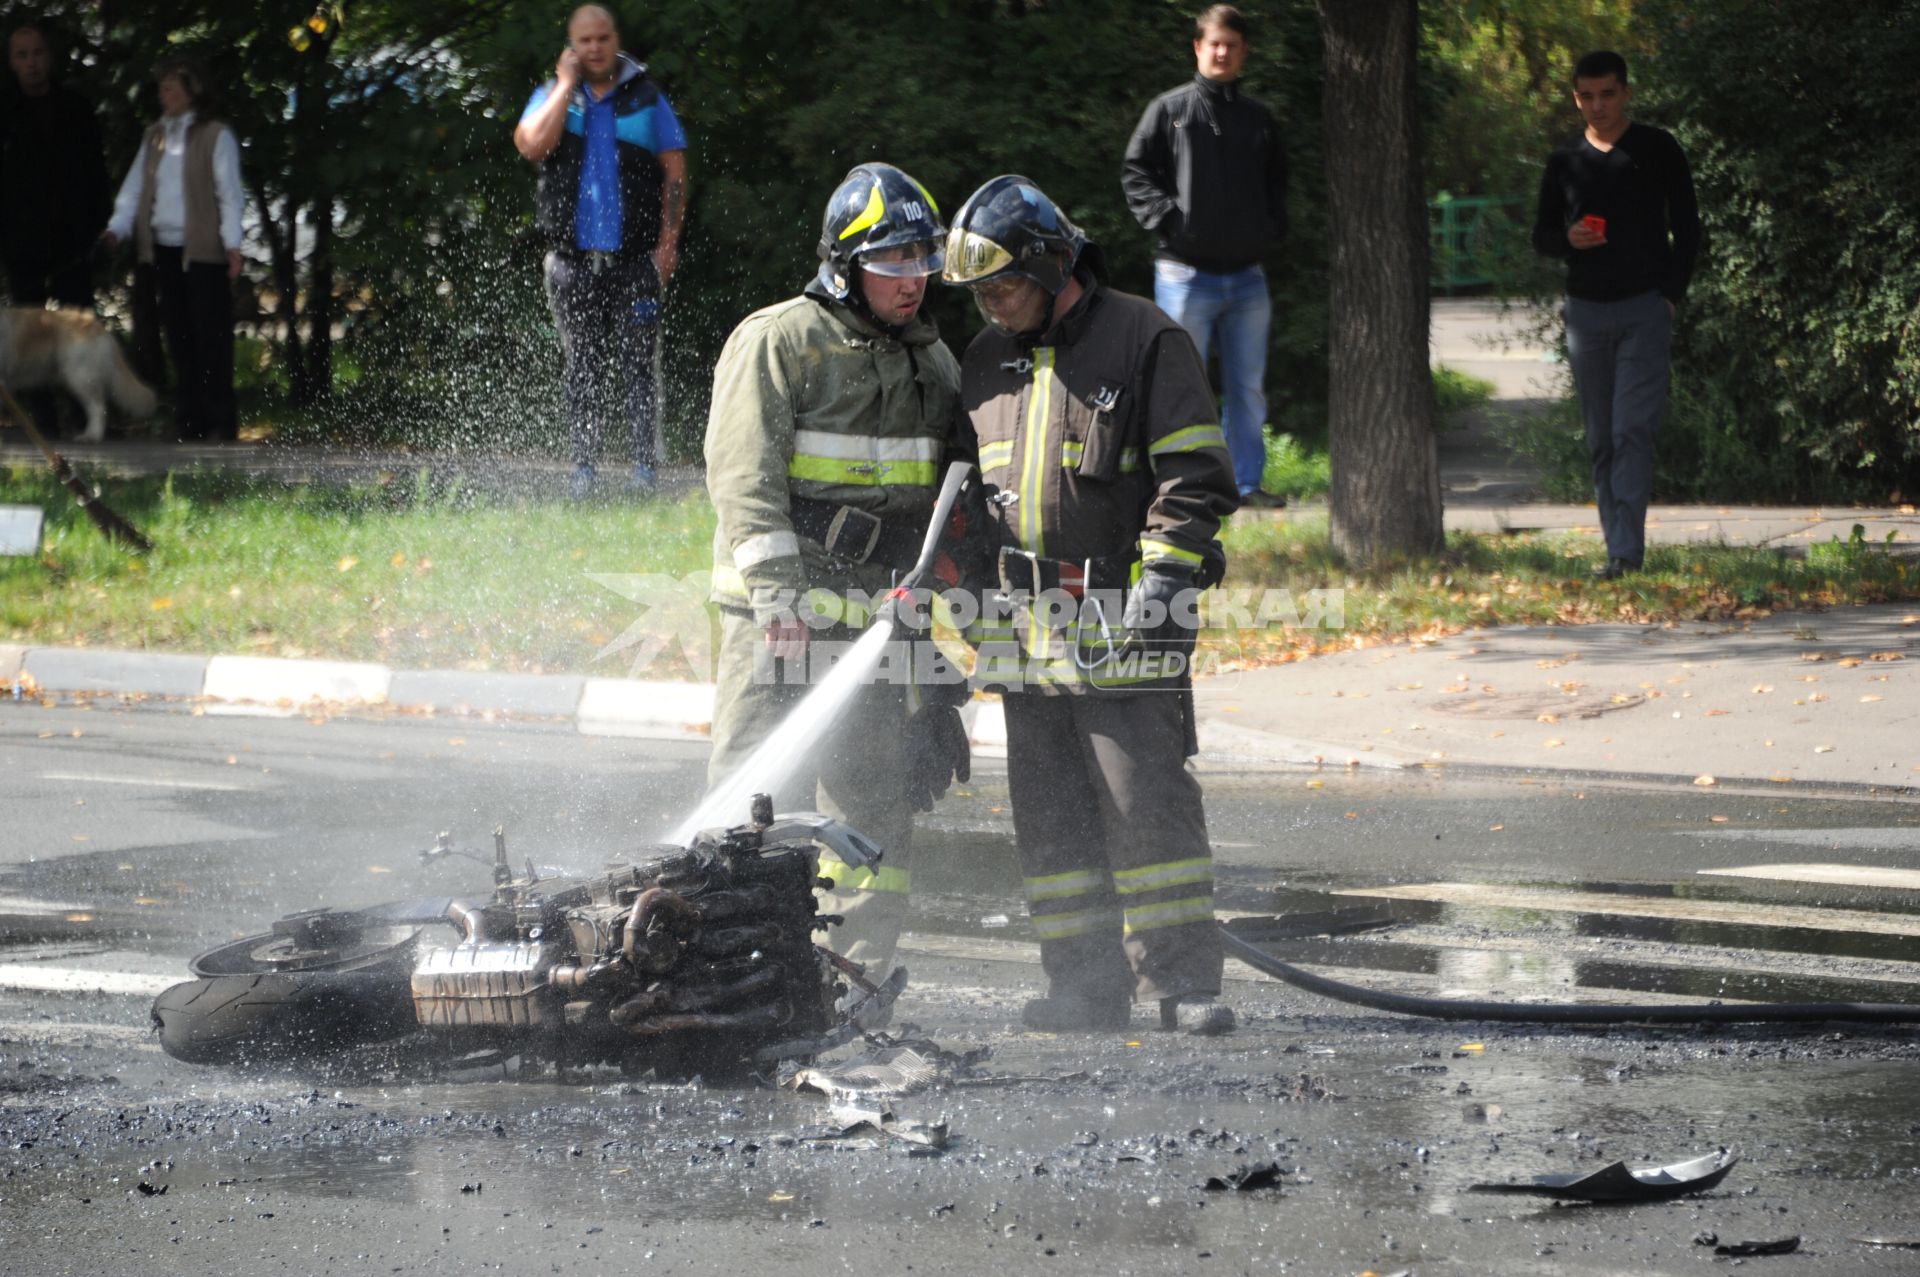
3 703 1920 1272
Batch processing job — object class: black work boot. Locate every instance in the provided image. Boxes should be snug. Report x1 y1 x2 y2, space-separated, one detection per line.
1159 995 1236 1036
1020 990 1131 1032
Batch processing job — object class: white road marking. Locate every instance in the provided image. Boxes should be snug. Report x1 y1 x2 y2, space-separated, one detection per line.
1700 863 1920 891
0 965 176 995
39 771 246 792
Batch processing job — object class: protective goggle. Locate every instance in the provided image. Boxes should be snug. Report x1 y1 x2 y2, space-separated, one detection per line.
859 240 944 279
942 227 1014 285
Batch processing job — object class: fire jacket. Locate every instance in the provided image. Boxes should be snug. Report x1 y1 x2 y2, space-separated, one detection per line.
705 290 962 626
1121 74 1288 273
956 278 1238 689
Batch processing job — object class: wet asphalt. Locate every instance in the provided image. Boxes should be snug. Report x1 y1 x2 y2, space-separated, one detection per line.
3 699 1920 1274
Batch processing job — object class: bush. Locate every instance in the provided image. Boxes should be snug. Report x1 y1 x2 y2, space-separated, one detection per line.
1638 0 1920 501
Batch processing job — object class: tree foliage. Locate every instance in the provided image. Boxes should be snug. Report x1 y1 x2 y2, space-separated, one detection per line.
1638 0 1920 499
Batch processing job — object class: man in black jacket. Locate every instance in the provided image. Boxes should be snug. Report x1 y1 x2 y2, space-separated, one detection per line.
515 5 688 499
1532 50 1701 580
1 23 109 309
1122 4 1288 508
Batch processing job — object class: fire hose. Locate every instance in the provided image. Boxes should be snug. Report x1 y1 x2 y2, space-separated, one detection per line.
1218 923 1920 1025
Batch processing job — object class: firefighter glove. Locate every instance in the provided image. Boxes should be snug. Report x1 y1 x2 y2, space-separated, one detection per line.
1122 561 1202 654
904 702 970 812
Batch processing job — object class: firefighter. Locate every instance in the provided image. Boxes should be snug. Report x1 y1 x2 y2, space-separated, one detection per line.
703 162 969 981
943 175 1239 1034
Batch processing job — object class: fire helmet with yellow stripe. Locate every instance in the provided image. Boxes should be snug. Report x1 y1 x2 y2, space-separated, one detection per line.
942 174 1095 298
814 162 946 301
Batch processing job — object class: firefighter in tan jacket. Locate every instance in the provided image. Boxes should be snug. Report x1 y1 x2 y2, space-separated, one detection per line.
944 175 1239 1034
703 163 967 980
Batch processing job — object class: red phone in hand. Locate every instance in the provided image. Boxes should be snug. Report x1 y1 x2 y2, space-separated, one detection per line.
1581 214 1607 238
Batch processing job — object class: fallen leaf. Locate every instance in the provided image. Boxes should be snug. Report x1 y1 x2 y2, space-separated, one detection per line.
1814 745 1835 753
1694 774 1718 787
1705 708 1730 717
1710 815 1730 824
150 597 173 611
368 865 392 874
1861 695 1883 703
1306 780 1325 789
768 1192 795 1203
70 834 89 842
1838 657 1862 668
225 755 238 765
448 737 467 746
1750 684 1773 694
1489 824 1505 832
337 555 359 573
390 552 408 568
1537 713 1558 724
1870 651 1905 662
1808 692 1829 702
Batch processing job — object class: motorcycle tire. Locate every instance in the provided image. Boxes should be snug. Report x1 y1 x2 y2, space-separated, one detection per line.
190 909 421 978
152 969 418 1066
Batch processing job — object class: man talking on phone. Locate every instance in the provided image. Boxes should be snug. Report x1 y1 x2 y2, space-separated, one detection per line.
515 5 688 499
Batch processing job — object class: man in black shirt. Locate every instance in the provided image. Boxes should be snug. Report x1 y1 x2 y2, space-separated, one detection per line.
1123 4 1289 508
1533 49 1701 579
1 24 108 309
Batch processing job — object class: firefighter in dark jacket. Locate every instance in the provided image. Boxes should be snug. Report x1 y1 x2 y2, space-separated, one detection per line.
944 175 1239 1034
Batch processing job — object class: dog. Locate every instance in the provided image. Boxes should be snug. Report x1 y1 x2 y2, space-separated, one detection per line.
0 307 158 442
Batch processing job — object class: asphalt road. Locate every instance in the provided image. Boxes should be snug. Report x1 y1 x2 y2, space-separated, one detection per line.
4 701 1920 1275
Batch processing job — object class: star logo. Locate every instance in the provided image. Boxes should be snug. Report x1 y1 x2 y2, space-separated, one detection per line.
587 571 720 681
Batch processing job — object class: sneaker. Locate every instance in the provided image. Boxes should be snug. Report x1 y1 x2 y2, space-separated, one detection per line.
1020 991 1131 1032
1159 995 1236 1036
568 464 594 501
628 462 658 496
1239 489 1288 510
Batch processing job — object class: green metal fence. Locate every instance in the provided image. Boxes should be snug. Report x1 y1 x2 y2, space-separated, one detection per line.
1430 195 1525 294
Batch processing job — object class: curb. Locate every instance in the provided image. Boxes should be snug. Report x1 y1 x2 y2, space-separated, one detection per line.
2 644 1346 768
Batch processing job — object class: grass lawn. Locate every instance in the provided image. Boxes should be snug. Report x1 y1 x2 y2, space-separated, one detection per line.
4 463 1915 680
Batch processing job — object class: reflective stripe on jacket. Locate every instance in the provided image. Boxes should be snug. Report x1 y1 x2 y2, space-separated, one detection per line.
956 281 1237 689
705 293 962 623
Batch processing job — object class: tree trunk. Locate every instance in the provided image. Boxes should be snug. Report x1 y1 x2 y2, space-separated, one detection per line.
1317 0 1444 565
298 195 335 407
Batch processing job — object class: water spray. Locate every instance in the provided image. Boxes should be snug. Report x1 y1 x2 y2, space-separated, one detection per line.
666 462 978 845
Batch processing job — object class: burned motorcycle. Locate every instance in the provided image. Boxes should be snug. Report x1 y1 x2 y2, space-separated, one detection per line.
151 801 899 1077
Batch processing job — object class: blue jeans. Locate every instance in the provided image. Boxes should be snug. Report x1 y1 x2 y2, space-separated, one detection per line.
1564 290 1672 566
1153 260 1271 496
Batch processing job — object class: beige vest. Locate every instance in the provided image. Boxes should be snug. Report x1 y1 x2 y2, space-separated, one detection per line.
133 117 227 266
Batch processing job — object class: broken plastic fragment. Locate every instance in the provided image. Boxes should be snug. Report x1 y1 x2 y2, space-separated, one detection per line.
1467 1147 1737 1202
1713 1236 1799 1257
1203 1161 1284 1192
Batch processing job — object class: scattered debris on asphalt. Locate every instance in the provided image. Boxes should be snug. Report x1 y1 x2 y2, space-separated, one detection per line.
1468 1147 1738 1202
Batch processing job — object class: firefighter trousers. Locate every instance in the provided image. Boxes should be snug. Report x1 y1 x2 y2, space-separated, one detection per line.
708 609 915 977
1002 689 1223 1004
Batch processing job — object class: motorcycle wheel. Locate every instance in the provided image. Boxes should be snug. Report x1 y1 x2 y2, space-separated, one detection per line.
152 970 419 1065
157 908 423 1065
189 908 421 977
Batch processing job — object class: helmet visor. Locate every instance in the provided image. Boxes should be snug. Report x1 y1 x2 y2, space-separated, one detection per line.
860 240 944 279
943 227 1015 284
